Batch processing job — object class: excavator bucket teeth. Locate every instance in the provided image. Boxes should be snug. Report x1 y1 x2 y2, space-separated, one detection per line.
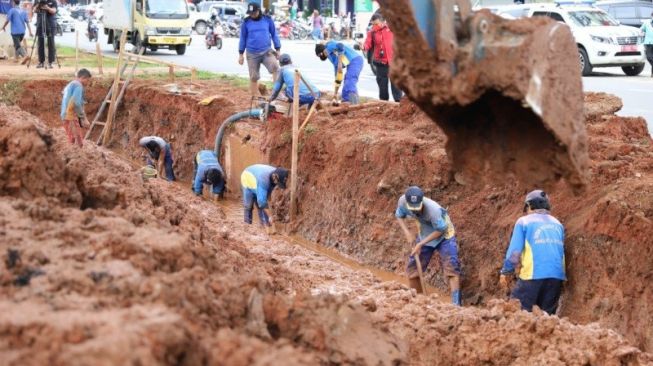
378 0 589 191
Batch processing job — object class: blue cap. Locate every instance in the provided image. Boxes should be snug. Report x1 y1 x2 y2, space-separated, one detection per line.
405 186 424 211
279 53 292 66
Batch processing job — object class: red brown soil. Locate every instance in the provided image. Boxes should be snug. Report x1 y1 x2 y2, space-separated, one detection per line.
265 93 653 354
378 1 588 191
1 78 652 365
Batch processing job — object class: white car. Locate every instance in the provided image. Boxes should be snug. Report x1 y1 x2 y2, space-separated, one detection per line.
527 3 646 76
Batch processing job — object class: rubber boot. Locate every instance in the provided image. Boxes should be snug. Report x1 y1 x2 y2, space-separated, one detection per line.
348 92 360 105
451 289 462 306
409 277 423 294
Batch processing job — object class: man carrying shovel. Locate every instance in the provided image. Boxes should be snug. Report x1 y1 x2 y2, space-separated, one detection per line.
395 186 462 306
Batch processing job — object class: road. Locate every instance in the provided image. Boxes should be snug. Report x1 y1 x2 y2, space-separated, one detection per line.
57 23 653 134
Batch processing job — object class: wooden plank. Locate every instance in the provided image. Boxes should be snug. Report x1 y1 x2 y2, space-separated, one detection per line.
124 53 195 70
289 70 300 221
298 102 318 134
75 30 79 73
95 42 104 75
168 65 175 82
101 30 127 146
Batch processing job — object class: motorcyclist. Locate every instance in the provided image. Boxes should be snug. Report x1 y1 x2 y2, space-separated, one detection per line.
87 9 97 41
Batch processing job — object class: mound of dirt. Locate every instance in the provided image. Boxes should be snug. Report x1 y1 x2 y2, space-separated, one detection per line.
265 93 653 353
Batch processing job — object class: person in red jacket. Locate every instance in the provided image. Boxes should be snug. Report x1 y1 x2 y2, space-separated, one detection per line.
362 14 403 102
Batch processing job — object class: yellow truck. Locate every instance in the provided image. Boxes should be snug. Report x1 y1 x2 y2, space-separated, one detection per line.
103 0 192 55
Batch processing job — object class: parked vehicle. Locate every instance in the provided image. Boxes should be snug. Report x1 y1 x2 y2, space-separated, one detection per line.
596 0 653 27
103 0 192 55
205 17 223 49
278 19 294 39
527 2 646 76
189 1 245 35
56 9 75 34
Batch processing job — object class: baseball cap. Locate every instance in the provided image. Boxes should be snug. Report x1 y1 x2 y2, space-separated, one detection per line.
315 43 326 56
525 189 548 203
273 167 289 189
279 53 292 66
246 2 260 14
404 186 424 211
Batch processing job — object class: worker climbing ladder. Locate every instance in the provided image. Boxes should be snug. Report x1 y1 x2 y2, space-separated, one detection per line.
85 31 144 145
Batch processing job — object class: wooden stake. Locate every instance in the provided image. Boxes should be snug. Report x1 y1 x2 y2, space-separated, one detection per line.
168 65 175 82
190 67 197 91
95 41 103 75
299 101 318 134
75 29 79 73
289 70 300 221
101 30 127 146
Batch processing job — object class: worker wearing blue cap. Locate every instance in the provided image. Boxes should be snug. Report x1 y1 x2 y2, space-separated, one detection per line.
499 190 565 315
241 164 289 234
269 53 321 107
395 186 462 305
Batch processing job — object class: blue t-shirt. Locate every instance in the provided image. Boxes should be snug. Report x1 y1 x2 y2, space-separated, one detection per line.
7 7 28 35
0 0 12 14
395 196 456 248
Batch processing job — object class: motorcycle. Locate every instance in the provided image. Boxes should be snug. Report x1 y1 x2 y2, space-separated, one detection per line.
278 19 294 40
205 19 223 49
87 18 99 42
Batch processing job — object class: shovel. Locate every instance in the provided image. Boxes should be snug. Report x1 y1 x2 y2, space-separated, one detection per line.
413 253 428 296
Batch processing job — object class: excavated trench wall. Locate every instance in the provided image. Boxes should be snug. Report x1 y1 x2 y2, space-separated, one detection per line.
263 97 653 352
5 80 653 353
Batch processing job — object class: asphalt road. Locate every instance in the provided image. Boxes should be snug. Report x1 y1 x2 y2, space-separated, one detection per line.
56 23 653 134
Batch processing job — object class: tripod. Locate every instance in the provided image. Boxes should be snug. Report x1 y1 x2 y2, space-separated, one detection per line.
27 10 60 68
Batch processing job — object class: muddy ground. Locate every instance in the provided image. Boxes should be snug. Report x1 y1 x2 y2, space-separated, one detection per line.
0 77 652 365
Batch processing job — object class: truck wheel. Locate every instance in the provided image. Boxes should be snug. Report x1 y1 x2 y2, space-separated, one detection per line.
112 36 120 53
622 64 645 76
175 44 187 55
195 21 207 35
578 47 592 76
133 33 147 55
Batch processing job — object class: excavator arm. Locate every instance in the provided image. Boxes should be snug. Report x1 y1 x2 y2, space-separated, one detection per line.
379 0 589 191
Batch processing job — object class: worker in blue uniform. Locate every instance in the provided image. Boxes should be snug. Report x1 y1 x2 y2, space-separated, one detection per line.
395 186 462 306
240 164 289 233
500 190 566 315
315 40 363 104
269 53 321 107
192 150 226 200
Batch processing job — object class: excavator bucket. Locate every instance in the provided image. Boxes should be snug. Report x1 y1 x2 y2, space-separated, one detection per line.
378 0 589 191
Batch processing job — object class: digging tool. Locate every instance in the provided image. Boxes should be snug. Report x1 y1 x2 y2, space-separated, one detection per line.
413 253 428 296
377 0 588 190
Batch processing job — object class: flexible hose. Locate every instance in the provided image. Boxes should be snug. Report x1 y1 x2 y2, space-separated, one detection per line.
214 109 263 162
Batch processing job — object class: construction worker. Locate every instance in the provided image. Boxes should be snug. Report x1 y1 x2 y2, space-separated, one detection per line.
499 190 565 315
395 186 462 306
269 53 320 107
238 1 281 97
1 0 32 63
315 40 363 105
139 136 175 182
240 164 288 233
60 68 92 147
192 150 225 199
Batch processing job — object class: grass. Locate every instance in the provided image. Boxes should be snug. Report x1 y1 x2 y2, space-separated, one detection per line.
0 80 23 105
303 123 318 136
56 45 165 69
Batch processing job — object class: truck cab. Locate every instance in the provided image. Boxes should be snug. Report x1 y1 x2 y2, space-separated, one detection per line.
104 0 192 55
527 2 646 76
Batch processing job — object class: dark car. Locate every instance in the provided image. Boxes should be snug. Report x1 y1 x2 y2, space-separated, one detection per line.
596 0 653 27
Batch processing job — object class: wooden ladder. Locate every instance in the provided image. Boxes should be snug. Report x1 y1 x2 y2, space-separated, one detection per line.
85 32 144 145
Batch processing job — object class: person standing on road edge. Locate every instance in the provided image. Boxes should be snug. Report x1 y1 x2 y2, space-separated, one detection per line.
60 68 92 147
499 190 566 315
315 40 363 104
362 13 402 102
139 136 176 182
1 0 32 62
640 12 653 76
311 9 323 40
32 0 57 68
238 1 281 97
395 186 462 306
240 164 288 235
269 53 321 107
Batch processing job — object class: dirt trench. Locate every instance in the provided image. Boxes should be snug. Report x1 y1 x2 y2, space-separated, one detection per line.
1 78 652 364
